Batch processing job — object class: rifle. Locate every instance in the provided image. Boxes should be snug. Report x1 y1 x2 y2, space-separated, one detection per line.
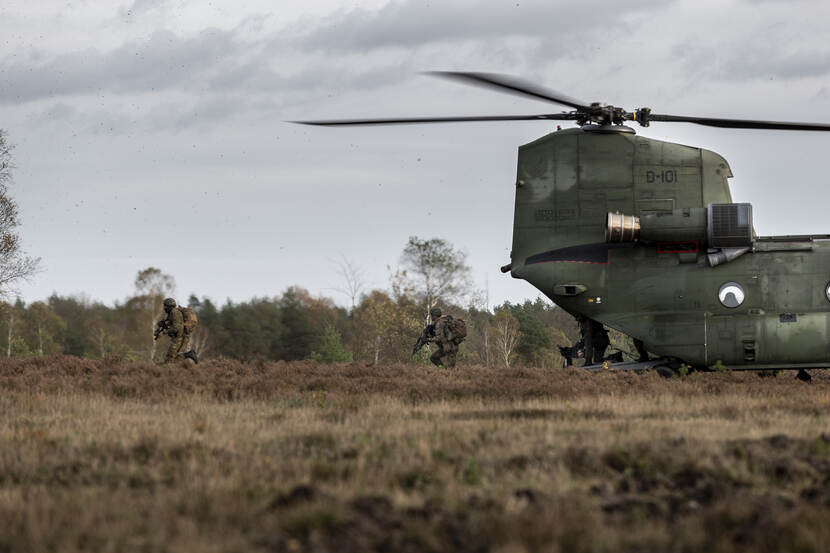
411 323 435 357
153 319 168 341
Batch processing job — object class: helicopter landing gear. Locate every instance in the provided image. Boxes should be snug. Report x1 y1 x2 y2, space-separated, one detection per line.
652 358 693 378
655 366 676 378
796 369 812 383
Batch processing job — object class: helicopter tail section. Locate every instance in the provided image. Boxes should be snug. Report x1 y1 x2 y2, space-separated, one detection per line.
508 127 734 292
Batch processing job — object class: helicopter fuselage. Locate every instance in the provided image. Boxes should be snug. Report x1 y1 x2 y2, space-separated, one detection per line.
508 127 830 369
515 236 830 368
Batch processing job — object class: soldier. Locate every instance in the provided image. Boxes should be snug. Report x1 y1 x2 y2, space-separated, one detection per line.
427 307 460 368
155 298 199 364
576 314 609 366
592 321 610 364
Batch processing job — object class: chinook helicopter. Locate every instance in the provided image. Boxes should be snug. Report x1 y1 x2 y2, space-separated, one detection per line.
295 72 830 374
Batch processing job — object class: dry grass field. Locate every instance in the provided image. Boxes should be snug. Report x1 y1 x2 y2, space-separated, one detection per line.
1 357 830 552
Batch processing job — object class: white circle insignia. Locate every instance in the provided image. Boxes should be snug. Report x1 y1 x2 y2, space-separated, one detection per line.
718 282 745 308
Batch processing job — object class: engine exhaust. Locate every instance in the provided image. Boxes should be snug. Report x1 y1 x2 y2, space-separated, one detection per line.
605 213 640 243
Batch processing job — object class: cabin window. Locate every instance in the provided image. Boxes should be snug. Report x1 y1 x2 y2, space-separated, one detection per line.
826 282 830 302
718 282 745 308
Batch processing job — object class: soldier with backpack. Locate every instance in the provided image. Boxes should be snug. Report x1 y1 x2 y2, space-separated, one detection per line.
426 307 466 368
154 298 199 364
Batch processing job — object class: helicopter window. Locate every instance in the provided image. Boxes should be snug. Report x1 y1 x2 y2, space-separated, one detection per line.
825 282 830 302
718 282 745 308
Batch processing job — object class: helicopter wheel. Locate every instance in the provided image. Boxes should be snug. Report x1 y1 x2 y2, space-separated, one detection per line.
652 358 693 378
654 365 677 378
655 366 675 378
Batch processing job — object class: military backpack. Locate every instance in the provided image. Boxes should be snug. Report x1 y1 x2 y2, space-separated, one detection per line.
445 315 467 344
178 306 198 334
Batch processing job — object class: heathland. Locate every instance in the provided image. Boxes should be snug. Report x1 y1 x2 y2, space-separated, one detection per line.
1 357 830 552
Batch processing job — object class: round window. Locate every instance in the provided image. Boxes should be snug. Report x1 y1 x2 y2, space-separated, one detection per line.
826 282 830 302
718 282 745 308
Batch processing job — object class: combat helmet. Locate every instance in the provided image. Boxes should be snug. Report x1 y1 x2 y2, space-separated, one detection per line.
430 307 442 318
163 298 177 310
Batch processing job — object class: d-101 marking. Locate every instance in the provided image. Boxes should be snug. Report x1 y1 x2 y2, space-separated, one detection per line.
645 170 678 184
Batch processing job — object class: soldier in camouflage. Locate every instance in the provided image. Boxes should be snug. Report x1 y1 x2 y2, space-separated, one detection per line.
427 307 458 368
156 298 198 364
576 314 609 366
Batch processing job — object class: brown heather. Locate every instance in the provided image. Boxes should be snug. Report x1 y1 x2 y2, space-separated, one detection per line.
1 356 830 552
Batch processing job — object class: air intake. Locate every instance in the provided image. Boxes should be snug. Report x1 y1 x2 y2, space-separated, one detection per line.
708 203 753 248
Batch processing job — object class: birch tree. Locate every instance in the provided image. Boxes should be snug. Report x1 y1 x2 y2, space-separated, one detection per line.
399 236 472 316
132 267 176 360
0 130 40 297
491 310 521 368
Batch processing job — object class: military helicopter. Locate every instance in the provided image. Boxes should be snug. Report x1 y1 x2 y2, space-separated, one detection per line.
295 72 830 374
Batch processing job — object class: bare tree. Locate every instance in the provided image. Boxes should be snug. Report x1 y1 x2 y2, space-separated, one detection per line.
132 267 176 360
352 290 396 364
399 236 472 316
491 310 521 368
0 130 40 297
2 301 21 357
329 255 365 312
0 130 11 187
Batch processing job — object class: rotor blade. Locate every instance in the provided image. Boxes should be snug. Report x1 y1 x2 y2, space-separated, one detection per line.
291 113 579 126
648 113 830 131
424 71 592 111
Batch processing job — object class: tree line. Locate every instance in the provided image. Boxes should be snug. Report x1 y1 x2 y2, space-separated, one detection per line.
0 237 589 367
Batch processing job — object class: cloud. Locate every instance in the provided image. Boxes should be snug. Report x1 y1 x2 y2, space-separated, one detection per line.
9 0 828 136
36 102 77 122
118 0 169 18
300 0 670 51
0 27 242 104
722 49 830 81
667 2 830 84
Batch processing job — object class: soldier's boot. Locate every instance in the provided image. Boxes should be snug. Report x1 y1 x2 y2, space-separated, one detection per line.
634 339 650 362
183 350 199 364
796 369 811 383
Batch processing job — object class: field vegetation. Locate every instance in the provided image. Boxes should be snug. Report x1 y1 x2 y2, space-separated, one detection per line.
2 356 829 552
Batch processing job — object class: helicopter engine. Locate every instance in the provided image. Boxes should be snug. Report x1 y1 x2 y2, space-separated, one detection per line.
606 203 754 266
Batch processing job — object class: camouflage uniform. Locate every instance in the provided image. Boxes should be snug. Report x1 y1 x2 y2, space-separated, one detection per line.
158 299 191 363
429 310 458 368
592 323 609 364
578 315 609 366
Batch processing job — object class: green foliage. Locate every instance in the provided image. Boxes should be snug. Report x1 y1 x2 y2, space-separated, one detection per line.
308 326 352 363
10 337 32 356
47 294 97 356
218 297 285 361
713 360 728 372
493 298 570 368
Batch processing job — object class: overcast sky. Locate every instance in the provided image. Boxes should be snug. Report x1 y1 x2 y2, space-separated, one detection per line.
2 0 830 309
